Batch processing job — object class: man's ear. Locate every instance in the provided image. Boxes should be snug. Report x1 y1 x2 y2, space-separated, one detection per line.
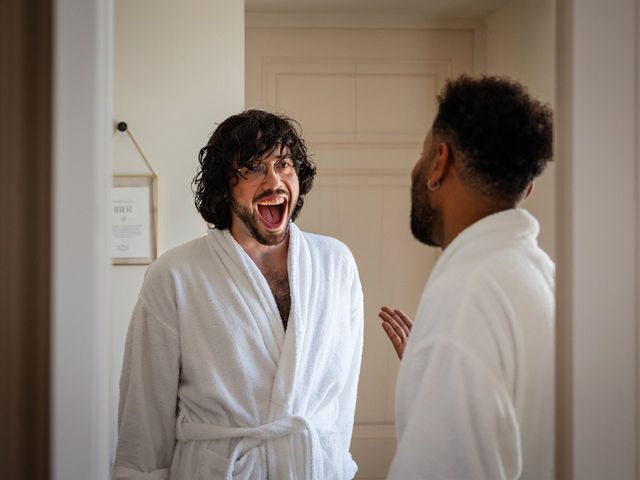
430 142 451 184
524 182 534 200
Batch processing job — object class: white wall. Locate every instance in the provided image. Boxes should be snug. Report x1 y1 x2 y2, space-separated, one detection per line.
110 0 245 457
556 0 639 477
485 0 556 259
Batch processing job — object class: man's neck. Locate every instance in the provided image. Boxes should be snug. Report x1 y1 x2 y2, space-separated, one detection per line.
231 226 290 271
442 195 516 249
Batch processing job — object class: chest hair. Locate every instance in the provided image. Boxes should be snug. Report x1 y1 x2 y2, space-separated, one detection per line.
265 269 291 330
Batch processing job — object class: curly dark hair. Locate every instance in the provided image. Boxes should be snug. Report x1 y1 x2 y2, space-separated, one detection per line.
433 75 553 202
192 110 316 229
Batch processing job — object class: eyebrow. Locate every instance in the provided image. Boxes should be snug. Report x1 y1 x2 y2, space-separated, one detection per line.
249 152 291 164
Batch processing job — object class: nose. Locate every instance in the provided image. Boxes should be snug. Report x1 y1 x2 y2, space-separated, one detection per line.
262 162 282 189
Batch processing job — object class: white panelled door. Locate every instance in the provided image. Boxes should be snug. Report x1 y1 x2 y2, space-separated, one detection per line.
246 22 475 479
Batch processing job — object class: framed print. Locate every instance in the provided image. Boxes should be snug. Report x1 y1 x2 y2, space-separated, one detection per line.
111 175 158 265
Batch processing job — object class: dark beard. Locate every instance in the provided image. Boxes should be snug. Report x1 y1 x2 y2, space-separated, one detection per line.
410 180 440 247
230 196 290 246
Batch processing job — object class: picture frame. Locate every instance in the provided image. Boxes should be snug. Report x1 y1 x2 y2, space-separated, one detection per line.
111 175 158 265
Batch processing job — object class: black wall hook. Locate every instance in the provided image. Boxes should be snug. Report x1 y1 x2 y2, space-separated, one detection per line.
113 121 157 177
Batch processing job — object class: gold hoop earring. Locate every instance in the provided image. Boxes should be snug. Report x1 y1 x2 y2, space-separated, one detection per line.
427 179 440 192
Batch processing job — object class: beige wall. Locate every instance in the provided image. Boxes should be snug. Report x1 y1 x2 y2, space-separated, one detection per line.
556 0 639 477
110 0 245 456
486 0 556 259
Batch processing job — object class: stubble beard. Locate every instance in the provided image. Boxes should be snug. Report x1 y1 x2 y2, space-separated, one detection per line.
410 177 440 247
230 196 291 246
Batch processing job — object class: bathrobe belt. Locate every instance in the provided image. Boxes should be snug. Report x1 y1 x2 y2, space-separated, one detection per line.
176 408 334 480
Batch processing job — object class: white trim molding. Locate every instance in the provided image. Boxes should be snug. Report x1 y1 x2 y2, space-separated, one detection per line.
246 12 486 30
53 0 113 478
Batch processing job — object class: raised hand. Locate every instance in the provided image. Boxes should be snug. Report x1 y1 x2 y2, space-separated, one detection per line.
379 306 414 360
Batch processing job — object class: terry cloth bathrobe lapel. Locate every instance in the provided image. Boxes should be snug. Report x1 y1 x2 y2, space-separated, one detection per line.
113 222 363 480
181 223 324 479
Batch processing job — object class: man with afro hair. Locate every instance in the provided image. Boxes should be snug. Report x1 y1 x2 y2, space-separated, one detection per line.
380 76 554 479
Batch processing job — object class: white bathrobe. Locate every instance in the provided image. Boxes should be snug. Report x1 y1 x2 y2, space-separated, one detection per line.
389 209 554 480
113 223 363 480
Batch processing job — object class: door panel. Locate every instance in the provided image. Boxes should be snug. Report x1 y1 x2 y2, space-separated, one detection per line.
246 24 475 478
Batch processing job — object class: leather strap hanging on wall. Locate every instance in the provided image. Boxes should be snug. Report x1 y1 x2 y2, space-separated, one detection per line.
113 121 159 265
116 121 158 177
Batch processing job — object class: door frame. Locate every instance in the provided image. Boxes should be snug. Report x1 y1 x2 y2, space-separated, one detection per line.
51 0 113 478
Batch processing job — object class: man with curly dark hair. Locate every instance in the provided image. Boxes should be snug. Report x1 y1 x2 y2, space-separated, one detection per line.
113 110 364 479
379 76 554 479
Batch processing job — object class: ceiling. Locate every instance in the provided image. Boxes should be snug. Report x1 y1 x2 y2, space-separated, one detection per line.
245 0 512 18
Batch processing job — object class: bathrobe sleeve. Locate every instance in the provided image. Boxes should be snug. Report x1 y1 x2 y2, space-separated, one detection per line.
388 268 526 480
388 337 521 480
336 261 364 478
113 265 181 480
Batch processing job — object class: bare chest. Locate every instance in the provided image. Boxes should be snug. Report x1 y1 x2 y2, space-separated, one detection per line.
264 269 291 330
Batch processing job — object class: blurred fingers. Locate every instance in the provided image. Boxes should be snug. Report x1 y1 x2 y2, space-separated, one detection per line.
394 309 414 331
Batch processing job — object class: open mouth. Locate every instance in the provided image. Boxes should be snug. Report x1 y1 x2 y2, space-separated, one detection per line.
255 196 288 229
